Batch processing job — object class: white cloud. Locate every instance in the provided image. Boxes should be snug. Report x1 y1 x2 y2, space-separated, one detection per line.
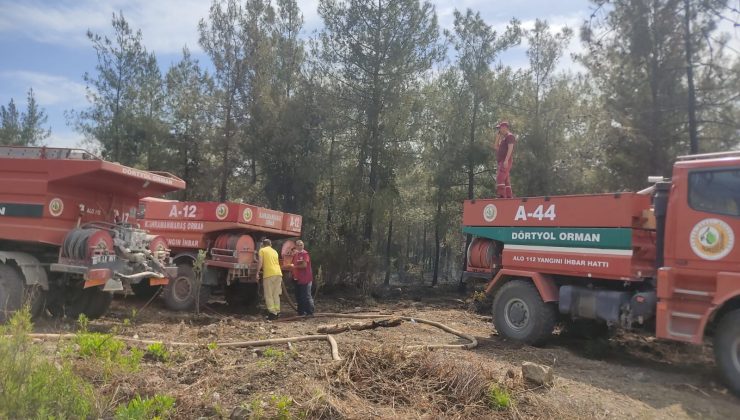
0 0 210 54
0 0 335 55
0 71 87 108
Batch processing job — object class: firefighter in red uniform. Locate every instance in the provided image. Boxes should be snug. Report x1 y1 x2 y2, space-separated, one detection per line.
494 121 516 198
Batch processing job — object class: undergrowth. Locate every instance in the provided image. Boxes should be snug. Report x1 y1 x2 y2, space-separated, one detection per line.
115 394 176 420
487 383 512 410
0 308 95 419
146 341 170 362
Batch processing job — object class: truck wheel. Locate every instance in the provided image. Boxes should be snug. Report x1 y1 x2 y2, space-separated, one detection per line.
131 280 160 299
714 309 740 395
23 284 47 319
493 279 557 346
0 263 24 323
83 287 113 319
163 263 211 311
64 286 92 321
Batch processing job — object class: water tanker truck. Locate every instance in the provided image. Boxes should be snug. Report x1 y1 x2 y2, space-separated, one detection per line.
462 151 740 394
0 146 185 320
135 197 302 311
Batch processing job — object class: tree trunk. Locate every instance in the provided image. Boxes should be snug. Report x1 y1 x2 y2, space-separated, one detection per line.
326 135 335 243
432 198 442 287
684 0 698 154
461 95 479 289
421 223 427 281
384 216 393 286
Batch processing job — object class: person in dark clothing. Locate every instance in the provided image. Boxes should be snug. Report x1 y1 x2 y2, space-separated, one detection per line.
290 240 314 316
494 121 517 198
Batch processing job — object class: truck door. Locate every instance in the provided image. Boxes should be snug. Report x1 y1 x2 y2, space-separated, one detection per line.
670 166 740 273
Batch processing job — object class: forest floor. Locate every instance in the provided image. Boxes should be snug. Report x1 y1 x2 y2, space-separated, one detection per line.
27 283 740 419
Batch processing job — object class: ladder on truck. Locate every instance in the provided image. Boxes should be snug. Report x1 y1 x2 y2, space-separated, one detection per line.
0 146 99 160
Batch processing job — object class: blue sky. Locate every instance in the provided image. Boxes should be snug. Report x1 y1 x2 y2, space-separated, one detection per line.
0 0 625 147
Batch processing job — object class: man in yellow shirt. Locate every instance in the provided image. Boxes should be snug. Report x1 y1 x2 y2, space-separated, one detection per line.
257 238 283 320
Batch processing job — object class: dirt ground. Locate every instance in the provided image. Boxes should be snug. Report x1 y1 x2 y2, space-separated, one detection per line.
31 284 740 419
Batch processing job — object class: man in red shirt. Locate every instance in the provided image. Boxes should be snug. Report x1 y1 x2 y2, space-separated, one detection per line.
290 240 314 316
494 121 516 198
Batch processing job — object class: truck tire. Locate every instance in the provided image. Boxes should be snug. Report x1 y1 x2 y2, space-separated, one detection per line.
0 263 23 323
493 279 557 346
714 309 740 395
23 284 47 320
83 287 113 319
63 286 92 321
163 263 211 311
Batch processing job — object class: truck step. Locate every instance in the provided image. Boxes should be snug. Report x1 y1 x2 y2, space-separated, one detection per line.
673 288 712 297
670 311 702 320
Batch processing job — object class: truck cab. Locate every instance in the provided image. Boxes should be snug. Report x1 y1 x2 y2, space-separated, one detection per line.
656 153 740 372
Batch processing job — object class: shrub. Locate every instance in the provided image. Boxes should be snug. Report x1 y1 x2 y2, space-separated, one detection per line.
263 347 287 359
487 383 511 410
146 342 170 362
0 308 95 419
74 332 141 373
115 394 175 420
77 332 125 359
247 395 293 420
271 395 293 420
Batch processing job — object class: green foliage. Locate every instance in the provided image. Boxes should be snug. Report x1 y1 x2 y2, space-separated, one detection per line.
271 394 293 419
0 88 50 146
77 313 90 332
115 394 176 420
0 308 95 419
487 383 511 410
262 347 287 359
246 394 293 419
207 341 218 351
146 342 170 362
75 332 141 372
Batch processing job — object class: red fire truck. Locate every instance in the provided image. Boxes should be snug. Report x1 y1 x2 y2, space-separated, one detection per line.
0 146 185 320
135 198 302 311
462 151 740 394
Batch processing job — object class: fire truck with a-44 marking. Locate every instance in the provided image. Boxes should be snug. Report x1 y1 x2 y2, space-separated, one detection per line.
462 151 740 395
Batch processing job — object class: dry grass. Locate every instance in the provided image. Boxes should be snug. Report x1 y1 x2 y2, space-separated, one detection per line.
298 345 505 419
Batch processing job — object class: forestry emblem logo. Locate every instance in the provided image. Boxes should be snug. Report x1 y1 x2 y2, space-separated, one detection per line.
690 218 734 261
483 204 498 222
49 198 64 217
243 207 253 222
216 203 229 220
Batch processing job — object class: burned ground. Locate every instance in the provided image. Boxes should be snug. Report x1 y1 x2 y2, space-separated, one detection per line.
27 285 740 419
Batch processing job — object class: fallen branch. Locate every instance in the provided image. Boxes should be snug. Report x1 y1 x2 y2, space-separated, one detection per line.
317 317 404 334
23 312 476 364
282 312 478 350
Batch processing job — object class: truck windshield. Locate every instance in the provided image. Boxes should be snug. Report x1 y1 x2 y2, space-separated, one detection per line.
688 168 740 217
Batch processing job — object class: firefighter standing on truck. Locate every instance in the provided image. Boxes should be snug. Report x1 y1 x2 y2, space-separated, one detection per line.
494 121 516 198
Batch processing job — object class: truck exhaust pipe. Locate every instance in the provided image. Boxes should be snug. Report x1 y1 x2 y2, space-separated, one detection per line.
653 181 671 269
